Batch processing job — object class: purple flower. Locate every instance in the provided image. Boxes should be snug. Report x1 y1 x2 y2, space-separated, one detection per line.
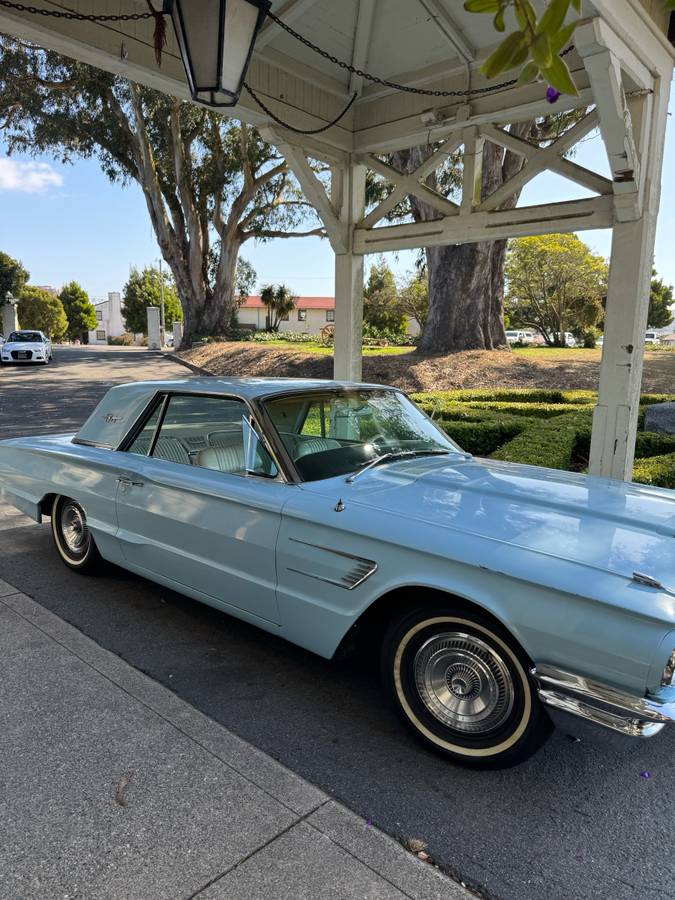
640 771 652 779
546 86 561 104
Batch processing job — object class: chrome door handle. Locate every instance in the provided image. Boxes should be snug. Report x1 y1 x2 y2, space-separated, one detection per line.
118 475 144 487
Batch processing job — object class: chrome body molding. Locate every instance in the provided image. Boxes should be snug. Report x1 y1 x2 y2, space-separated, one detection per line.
287 537 378 590
531 664 675 739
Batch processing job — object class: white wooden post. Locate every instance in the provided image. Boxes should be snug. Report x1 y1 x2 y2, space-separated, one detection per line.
2 299 19 335
588 73 671 480
334 161 366 381
147 306 161 350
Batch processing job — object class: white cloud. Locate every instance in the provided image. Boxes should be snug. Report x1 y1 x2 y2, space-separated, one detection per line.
0 158 63 193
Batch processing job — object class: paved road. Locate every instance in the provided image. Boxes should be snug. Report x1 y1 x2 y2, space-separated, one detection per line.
2 346 674 900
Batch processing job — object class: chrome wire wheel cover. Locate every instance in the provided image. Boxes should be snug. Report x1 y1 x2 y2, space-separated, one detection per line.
60 503 90 558
413 632 515 735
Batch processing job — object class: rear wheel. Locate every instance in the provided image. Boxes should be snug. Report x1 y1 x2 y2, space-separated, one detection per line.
381 606 552 768
51 495 103 573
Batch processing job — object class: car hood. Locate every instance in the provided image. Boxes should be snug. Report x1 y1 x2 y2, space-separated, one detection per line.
305 454 675 588
3 341 46 350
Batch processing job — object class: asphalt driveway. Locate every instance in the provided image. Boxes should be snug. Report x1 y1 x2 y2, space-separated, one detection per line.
1 345 674 900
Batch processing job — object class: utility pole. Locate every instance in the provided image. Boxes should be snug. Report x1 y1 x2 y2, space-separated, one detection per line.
158 258 165 347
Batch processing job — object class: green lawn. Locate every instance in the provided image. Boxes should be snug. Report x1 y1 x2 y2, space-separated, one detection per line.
250 340 413 356
512 347 601 360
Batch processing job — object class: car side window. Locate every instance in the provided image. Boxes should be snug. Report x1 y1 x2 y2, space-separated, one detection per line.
143 394 278 478
126 404 163 456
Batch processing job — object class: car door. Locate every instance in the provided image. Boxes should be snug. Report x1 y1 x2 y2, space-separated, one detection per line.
114 392 288 624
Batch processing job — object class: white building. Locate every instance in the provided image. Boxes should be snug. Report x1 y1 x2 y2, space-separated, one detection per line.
237 295 420 337
237 295 335 335
88 292 125 345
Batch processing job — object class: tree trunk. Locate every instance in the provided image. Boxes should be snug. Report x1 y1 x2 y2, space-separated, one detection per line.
420 241 508 353
392 124 531 354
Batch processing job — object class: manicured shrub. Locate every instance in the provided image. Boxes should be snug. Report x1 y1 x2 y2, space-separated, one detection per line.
632 453 675 489
489 418 581 470
441 420 526 456
414 390 675 480
634 432 675 459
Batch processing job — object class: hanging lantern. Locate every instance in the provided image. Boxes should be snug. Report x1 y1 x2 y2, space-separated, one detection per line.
162 0 271 108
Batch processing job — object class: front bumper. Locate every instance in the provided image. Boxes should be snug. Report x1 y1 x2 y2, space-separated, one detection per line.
531 664 675 738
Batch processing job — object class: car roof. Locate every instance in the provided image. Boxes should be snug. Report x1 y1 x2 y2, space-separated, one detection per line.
75 376 396 448
113 376 392 400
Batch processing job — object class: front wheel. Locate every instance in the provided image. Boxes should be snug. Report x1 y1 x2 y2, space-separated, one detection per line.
51 495 104 573
381 607 552 768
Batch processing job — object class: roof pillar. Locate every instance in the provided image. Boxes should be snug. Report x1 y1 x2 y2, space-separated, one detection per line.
588 68 672 481
333 161 366 381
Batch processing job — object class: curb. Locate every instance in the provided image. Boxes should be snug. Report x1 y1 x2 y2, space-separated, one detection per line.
161 350 213 377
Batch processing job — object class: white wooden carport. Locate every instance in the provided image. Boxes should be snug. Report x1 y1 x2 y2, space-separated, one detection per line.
0 0 672 481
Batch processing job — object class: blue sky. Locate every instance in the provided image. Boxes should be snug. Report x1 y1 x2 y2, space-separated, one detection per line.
0 91 673 301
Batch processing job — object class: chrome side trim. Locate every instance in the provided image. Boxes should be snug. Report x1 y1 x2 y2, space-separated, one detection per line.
287 538 378 590
531 664 675 739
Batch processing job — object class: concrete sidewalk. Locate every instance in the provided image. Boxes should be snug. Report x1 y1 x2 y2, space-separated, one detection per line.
0 578 470 900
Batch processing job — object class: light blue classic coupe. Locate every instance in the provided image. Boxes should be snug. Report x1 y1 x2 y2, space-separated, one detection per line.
1 377 674 767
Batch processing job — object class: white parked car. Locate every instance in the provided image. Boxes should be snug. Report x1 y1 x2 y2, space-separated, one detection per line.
645 331 661 345
0 330 53 365
505 330 536 345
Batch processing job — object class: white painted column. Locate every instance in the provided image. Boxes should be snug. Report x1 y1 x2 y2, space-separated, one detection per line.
147 306 161 350
589 72 671 481
2 300 19 335
334 162 366 382
173 321 184 349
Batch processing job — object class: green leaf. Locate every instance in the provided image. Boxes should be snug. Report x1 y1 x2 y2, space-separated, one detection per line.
494 8 506 31
549 21 577 54
481 30 527 78
538 0 571 36
542 54 580 96
531 32 553 68
510 43 530 67
571 0 582 11
517 60 540 85
464 0 501 13
517 0 538 30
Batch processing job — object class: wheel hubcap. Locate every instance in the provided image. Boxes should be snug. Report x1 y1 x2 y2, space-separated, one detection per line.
61 504 89 556
413 632 514 734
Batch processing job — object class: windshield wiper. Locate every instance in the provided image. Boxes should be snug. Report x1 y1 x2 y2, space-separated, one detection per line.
345 449 452 483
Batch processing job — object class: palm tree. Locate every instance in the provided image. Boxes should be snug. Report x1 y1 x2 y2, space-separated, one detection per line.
261 284 297 332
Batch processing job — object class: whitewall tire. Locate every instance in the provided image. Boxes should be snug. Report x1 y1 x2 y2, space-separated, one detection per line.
51 495 103 573
381 607 552 768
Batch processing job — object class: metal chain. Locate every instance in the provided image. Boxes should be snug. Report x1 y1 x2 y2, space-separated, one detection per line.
244 82 357 134
0 0 154 21
267 10 575 98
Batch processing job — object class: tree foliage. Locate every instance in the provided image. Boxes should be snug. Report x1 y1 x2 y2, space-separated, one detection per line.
18 286 68 339
466 0 675 97
0 37 322 346
363 260 407 334
0 251 29 303
505 234 607 345
122 266 183 335
398 272 429 329
261 284 297 332
649 272 674 330
58 281 97 341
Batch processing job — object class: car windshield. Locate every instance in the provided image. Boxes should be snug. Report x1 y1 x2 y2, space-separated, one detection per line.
264 389 459 482
8 331 42 343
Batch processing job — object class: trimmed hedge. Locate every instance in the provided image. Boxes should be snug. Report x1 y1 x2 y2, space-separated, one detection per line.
413 389 675 489
633 452 675 488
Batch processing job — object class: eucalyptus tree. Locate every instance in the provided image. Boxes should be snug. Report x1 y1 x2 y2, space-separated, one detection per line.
0 37 322 346
386 111 582 353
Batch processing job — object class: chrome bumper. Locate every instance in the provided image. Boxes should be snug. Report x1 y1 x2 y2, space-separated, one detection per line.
531 664 675 739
